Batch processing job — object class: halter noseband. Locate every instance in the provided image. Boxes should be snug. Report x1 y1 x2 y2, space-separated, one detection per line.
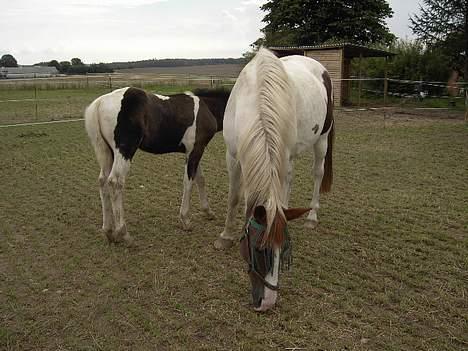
240 218 292 291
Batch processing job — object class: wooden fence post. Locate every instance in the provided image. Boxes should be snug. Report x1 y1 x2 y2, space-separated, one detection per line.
384 56 388 106
34 73 38 120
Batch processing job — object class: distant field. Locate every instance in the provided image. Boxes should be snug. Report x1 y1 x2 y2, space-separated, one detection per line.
116 63 244 77
1 106 467 350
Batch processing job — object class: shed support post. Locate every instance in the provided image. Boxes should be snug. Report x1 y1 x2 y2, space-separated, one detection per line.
358 52 362 107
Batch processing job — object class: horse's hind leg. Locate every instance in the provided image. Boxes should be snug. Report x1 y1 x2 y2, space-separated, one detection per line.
284 159 294 207
97 148 115 243
180 145 215 230
108 152 134 246
214 151 242 250
305 134 328 228
194 165 215 220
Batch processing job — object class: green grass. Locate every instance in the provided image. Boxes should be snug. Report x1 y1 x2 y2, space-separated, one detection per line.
0 109 467 350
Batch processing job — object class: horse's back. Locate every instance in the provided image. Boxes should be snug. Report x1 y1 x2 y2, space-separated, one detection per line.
224 52 331 158
280 55 330 155
223 61 260 158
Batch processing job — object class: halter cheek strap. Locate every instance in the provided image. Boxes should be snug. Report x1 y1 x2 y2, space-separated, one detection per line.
242 218 280 291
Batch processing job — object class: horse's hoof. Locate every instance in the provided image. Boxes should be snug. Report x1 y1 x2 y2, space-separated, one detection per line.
304 219 318 229
214 237 235 250
103 228 115 243
180 220 192 231
113 225 130 243
179 213 193 231
123 234 135 248
203 209 216 220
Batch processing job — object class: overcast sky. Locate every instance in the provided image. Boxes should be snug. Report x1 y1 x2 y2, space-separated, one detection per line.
0 0 421 65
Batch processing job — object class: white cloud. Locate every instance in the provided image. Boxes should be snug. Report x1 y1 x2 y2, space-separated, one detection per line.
0 0 265 64
241 0 264 5
223 10 238 21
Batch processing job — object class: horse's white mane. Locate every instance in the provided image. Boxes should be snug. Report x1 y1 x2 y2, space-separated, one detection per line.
238 48 296 235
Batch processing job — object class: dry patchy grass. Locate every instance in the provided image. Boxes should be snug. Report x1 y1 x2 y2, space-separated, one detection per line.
0 109 467 350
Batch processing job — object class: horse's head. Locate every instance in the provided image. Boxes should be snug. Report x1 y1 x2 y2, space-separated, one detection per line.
240 205 310 312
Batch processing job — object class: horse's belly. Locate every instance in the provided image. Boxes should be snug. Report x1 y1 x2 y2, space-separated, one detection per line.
140 133 186 154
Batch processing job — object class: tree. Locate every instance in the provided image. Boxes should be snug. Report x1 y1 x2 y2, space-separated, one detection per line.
257 0 395 48
355 39 452 95
48 60 61 71
60 61 71 73
0 54 18 67
71 58 84 66
410 0 467 76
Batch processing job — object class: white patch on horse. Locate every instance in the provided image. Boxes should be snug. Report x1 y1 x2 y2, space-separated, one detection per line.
180 92 199 154
96 87 129 150
154 93 170 101
255 248 280 312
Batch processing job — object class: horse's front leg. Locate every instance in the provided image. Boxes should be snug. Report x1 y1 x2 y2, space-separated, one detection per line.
179 162 195 231
214 151 242 250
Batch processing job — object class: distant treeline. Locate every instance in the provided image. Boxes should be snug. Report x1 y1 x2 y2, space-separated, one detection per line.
109 58 245 70
35 58 114 75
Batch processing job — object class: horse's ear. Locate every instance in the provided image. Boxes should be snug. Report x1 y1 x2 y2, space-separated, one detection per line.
254 206 267 224
283 208 311 221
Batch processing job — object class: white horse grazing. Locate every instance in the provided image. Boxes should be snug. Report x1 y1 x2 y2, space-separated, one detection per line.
214 48 334 311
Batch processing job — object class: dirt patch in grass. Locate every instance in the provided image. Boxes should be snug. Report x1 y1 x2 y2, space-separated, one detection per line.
1 109 467 350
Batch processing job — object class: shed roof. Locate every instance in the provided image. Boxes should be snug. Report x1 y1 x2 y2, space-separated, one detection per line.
269 43 396 58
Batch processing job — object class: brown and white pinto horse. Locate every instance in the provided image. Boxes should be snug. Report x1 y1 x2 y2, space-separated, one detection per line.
214 48 334 311
85 87 229 245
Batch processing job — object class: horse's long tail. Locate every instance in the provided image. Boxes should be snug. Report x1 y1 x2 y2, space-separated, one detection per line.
321 120 334 193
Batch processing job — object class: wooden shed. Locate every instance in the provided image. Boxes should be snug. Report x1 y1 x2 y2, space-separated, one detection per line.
270 43 395 106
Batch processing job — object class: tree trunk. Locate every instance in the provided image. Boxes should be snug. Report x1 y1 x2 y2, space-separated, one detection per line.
465 0 468 79
465 0 468 120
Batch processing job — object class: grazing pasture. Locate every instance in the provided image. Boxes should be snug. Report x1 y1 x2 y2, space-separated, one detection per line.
1 104 467 350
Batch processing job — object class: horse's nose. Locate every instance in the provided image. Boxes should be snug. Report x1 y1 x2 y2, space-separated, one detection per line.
254 298 276 312
254 289 277 312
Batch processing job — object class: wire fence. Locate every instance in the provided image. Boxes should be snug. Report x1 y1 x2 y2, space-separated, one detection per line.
0 73 237 125
0 74 465 126
341 77 466 109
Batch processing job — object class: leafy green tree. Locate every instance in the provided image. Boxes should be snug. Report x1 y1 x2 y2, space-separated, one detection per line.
410 0 467 75
257 0 395 47
88 63 114 74
60 61 71 73
0 54 18 67
354 39 452 95
48 60 61 71
71 58 84 66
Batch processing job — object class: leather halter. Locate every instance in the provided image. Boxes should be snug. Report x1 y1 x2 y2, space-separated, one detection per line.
240 218 280 291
